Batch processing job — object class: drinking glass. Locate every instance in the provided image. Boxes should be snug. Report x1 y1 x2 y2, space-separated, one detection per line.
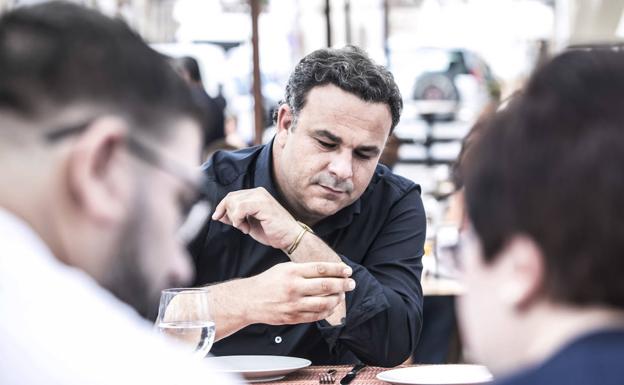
155 288 215 358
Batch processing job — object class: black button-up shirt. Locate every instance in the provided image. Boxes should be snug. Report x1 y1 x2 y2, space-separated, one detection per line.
190 142 426 367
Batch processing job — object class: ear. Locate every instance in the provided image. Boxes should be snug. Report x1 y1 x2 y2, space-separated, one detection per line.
496 235 545 312
274 104 293 149
65 116 131 226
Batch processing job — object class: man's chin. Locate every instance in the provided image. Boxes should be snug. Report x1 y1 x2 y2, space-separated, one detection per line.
305 200 347 218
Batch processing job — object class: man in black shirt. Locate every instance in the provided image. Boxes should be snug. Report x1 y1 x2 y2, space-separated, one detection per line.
190 46 426 366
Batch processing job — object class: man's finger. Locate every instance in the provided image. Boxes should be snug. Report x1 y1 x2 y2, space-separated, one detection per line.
236 219 250 234
301 277 355 296
294 294 342 314
218 213 233 226
211 199 227 220
297 262 353 279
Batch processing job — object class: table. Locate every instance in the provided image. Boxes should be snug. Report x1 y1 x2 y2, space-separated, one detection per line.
261 364 407 385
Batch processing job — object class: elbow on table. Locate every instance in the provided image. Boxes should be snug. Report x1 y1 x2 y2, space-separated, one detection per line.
356 335 414 368
360 348 412 368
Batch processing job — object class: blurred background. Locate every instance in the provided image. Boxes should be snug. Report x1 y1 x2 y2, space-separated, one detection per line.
1 0 620 194
3 0 623 364
3 0 617 197
3 0 624 279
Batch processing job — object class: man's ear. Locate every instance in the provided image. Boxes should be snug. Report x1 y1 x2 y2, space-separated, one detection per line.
496 235 545 312
65 116 131 225
275 104 293 148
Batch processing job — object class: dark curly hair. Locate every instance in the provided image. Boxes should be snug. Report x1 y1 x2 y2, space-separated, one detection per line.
274 46 402 133
464 49 624 308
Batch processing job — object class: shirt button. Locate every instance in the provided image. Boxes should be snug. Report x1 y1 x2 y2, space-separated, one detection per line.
274 336 282 344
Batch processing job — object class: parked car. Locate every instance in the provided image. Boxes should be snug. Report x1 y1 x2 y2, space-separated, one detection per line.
409 48 500 122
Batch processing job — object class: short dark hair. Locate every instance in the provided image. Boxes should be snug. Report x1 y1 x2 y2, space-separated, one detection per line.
174 56 202 83
274 46 402 133
0 1 199 140
464 49 624 308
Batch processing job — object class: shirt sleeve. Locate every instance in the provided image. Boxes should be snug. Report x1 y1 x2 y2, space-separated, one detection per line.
315 187 426 367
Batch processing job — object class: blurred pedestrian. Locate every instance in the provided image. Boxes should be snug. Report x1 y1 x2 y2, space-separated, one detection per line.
173 56 226 155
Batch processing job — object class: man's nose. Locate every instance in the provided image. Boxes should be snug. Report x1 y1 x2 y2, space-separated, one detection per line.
327 150 353 180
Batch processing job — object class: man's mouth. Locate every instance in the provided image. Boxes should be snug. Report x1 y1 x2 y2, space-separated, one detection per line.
319 184 346 194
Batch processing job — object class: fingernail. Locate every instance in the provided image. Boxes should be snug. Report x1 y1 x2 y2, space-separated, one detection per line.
348 279 356 290
343 267 352 276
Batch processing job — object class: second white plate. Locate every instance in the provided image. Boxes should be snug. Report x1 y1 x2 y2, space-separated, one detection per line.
376 364 493 385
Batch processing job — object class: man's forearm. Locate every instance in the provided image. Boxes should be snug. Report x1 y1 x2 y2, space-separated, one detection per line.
206 279 251 341
287 232 347 325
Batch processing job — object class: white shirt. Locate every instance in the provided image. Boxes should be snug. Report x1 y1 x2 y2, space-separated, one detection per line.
0 208 243 385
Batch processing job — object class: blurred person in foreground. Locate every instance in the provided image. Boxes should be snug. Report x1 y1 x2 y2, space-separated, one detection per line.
0 2 244 384
172 56 226 155
189 46 426 366
459 49 624 384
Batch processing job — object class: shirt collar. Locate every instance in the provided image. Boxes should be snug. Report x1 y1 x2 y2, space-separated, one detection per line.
252 139 280 198
252 140 362 237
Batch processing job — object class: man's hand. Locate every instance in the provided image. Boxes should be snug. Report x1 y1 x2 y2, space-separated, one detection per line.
212 187 300 250
207 261 355 340
245 261 355 325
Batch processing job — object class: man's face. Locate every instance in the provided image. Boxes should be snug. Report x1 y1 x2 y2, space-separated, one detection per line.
105 120 202 318
274 84 392 222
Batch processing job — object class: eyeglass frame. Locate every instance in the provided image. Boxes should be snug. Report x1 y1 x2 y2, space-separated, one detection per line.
434 223 481 278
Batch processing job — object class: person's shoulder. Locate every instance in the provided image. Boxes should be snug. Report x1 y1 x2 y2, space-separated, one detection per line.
202 145 264 187
369 163 422 199
494 329 624 385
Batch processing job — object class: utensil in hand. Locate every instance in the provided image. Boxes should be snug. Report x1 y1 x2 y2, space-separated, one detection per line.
340 363 366 385
319 369 337 384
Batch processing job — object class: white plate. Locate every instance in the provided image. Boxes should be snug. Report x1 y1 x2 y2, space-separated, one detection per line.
377 364 493 385
206 355 311 383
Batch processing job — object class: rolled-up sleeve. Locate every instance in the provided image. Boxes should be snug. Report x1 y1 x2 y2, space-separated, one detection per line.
315 187 426 367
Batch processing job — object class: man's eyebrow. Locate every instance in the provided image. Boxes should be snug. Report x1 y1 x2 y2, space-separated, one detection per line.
313 129 381 155
313 129 342 143
356 145 381 155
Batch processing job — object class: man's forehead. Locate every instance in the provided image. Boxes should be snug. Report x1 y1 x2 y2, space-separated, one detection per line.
302 84 388 110
296 102 389 146
299 85 393 134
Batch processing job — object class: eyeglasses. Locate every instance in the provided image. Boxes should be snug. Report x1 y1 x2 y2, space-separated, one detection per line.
44 119 212 244
434 224 480 278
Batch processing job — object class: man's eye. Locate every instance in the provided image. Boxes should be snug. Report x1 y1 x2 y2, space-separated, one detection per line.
317 140 337 149
355 151 373 160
